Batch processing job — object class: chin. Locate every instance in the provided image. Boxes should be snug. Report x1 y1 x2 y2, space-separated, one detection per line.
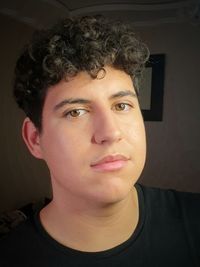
91 178 134 205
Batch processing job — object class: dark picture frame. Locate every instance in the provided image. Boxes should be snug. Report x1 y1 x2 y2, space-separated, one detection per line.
139 54 165 121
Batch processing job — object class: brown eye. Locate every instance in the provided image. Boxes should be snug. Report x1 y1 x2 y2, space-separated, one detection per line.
70 110 81 117
65 109 87 118
115 103 131 111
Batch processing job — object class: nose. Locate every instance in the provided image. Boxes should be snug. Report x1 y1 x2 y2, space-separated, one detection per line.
91 110 122 145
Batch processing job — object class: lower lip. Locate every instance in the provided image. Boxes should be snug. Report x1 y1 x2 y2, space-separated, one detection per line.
91 160 128 172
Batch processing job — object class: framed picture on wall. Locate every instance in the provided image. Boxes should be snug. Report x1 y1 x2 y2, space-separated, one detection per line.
138 54 165 121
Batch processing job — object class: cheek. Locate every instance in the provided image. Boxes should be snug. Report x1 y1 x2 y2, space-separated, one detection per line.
41 127 88 169
125 120 146 161
126 117 146 143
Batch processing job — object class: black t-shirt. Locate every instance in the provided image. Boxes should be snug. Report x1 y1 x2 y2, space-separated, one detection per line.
0 184 200 267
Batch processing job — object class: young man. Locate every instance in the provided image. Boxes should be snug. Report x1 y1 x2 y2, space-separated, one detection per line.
0 15 200 266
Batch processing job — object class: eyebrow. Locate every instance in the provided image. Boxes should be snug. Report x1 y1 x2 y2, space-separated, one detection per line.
53 90 136 111
111 90 136 99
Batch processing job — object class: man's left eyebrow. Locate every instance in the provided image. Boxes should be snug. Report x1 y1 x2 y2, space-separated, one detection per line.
109 90 137 99
53 98 91 111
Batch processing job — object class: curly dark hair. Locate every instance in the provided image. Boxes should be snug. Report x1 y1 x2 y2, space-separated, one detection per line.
13 15 149 132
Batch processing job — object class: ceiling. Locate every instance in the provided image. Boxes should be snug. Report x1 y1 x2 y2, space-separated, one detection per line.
0 0 199 28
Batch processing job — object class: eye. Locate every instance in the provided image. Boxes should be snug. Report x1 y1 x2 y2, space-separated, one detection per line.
114 103 132 111
64 109 87 118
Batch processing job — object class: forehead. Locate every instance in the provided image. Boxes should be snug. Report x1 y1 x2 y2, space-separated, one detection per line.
44 67 135 108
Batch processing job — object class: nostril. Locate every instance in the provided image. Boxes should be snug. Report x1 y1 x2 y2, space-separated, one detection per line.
91 111 123 144
92 128 122 145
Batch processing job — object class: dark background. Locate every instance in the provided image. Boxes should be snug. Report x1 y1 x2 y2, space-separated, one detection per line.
0 0 200 212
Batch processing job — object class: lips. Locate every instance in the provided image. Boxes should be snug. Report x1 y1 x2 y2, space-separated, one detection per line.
91 154 129 172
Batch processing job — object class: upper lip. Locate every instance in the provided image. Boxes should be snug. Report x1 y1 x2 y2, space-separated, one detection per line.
91 154 129 166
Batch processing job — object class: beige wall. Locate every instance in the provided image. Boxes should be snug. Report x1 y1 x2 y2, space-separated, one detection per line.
0 14 200 212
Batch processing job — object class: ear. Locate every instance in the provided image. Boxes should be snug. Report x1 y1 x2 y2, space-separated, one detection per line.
22 117 43 159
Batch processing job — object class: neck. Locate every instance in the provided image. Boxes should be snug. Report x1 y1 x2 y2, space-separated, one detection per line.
40 187 139 252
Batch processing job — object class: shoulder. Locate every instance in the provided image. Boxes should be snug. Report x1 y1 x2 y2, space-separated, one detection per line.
0 216 41 265
140 183 200 208
0 216 34 245
137 183 200 240
136 183 200 222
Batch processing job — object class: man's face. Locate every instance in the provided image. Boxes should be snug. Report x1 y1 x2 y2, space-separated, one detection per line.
37 66 146 206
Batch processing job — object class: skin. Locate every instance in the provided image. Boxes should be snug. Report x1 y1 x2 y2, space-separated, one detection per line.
22 66 146 252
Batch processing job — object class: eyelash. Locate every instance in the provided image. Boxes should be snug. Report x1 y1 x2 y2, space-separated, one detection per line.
64 109 88 118
114 103 133 112
63 103 133 118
